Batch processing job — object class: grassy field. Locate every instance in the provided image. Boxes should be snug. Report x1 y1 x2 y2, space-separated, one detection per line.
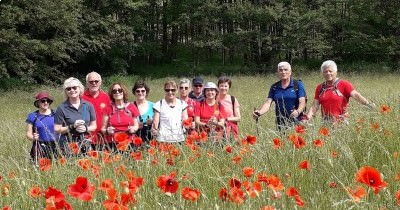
0 72 399 209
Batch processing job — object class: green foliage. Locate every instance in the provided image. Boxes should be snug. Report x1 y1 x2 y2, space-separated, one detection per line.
0 0 399 83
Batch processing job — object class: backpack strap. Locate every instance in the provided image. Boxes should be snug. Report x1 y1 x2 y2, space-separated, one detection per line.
231 95 235 112
319 78 342 97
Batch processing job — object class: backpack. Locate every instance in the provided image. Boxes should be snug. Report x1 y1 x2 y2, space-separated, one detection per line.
319 78 343 98
271 79 307 112
110 102 133 124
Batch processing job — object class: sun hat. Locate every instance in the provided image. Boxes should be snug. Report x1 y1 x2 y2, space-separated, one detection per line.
192 76 204 85
34 91 53 108
203 82 218 90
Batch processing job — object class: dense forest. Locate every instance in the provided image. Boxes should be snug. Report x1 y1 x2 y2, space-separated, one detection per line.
0 0 399 83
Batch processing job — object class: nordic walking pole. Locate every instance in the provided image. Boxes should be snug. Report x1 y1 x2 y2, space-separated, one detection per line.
254 107 260 136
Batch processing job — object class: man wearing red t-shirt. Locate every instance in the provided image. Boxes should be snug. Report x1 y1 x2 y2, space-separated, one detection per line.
82 72 111 145
305 60 375 125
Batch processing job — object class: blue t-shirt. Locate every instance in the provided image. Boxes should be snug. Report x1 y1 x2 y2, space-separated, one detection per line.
268 79 306 120
26 111 57 142
137 101 154 125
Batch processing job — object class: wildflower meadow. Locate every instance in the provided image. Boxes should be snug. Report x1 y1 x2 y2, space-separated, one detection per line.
0 73 399 209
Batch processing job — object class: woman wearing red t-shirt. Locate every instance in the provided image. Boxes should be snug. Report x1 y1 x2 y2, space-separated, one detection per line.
194 82 226 139
101 82 140 150
304 60 375 125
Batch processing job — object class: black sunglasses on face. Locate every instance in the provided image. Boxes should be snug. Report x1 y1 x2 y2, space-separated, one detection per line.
112 88 123 94
165 89 176 93
135 89 146 93
179 86 189 90
89 80 100 85
66 86 78 91
194 84 203 88
40 99 52 104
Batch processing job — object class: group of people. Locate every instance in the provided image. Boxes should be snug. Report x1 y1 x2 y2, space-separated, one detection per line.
252 60 375 129
25 60 375 163
25 72 242 162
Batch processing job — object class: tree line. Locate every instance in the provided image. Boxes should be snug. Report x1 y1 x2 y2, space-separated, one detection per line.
0 0 399 83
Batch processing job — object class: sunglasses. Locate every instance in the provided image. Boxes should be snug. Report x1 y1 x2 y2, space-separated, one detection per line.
194 84 203 88
66 86 78 91
112 88 123 94
40 99 52 104
88 80 100 85
179 86 189 90
165 89 176 93
135 89 146 94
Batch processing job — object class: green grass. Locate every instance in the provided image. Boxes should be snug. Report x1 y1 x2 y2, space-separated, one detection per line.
0 72 399 209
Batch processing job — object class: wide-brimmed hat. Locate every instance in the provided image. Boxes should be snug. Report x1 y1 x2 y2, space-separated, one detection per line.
203 82 218 90
34 91 53 108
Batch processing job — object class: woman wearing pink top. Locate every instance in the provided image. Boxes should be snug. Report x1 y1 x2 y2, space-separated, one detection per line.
217 76 241 139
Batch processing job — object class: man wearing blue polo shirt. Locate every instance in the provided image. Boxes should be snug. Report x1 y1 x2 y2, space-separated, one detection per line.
253 62 307 130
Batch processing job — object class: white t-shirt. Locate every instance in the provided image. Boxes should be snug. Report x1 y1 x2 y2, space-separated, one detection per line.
153 99 188 143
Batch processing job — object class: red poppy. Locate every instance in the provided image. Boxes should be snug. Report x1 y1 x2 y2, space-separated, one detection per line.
149 139 158 147
58 157 67 165
130 151 142 161
67 176 96 201
272 138 282 149
103 188 129 210
116 140 130 151
114 133 130 143
329 182 337 188
182 117 193 128
87 151 99 159
347 186 366 202
313 139 324 147
288 134 306 149
68 142 79 154
38 158 52 172
286 187 299 197
242 135 257 145
45 198 72 210
44 186 66 205
100 179 114 191
370 122 380 131
331 151 338 158
232 156 242 164
299 160 310 170
257 172 269 183
156 172 179 194
1 184 10 196
219 188 230 201
230 187 246 204
318 127 330 136
243 167 255 177
295 124 306 135
229 178 242 188
243 180 262 198
224 146 232 153
200 131 208 142
267 175 284 192
380 104 391 114
77 158 92 171
355 166 388 194
294 195 304 207
29 186 41 198
2 205 11 210
181 187 201 201
132 136 143 146
396 190 400 206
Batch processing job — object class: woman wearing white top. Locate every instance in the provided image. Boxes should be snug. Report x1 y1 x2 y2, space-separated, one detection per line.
152 80 188 143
